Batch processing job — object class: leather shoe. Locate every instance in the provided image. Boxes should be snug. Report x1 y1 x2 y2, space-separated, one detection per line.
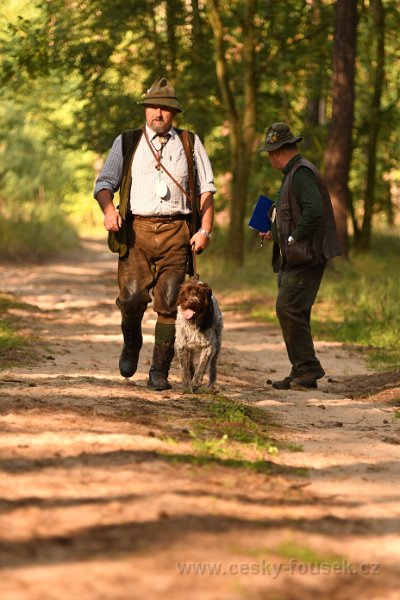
271 376 293 390
290 374 318 391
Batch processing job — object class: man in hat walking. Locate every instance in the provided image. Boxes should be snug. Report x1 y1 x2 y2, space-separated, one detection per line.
258 122 341 390
94 76 216 391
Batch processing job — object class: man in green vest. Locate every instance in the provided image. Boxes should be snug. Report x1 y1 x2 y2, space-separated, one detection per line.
258 122 341 391
94 76 216 391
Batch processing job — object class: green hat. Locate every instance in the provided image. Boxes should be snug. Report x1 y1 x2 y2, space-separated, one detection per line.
258 122 302 152
138 75 182 113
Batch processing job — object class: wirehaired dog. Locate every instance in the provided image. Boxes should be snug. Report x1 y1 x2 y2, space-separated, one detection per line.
175 279 223 393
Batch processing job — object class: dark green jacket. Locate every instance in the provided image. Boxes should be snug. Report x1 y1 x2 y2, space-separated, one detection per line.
272 154 341 272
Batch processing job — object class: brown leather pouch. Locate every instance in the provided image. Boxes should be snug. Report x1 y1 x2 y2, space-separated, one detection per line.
286 238 313 267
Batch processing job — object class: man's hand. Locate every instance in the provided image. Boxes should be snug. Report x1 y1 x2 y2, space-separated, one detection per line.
96 189 122 232
190 230 210 254
104 208 122 232
259 231 273 243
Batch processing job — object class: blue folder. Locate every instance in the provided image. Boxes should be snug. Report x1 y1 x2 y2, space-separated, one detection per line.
248 194 274 233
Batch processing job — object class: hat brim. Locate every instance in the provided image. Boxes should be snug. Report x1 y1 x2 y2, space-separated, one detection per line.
258 135 302 152
138 98 182 112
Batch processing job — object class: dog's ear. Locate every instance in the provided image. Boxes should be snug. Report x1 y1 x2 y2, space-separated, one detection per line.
205 284 213 302
199 281 212 298
177 281 188 304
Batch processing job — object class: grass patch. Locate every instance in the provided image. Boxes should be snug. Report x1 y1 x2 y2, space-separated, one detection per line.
160 394 307 475
190 394 279 459
392 410 400 421
276 540 343 565
230 540 343 565
0 293 36 366
162 450 276 474
199 229 400 369
0 319 25 353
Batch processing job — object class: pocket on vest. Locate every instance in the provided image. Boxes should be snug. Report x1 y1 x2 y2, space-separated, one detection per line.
286 238 313 268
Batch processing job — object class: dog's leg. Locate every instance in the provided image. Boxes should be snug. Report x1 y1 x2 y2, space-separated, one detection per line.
177 347 193 393
191 347 213 391
208 351 219 387
208 335 221 386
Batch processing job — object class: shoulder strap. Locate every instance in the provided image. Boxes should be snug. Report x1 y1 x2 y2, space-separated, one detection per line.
178 129 200 230
177 129 200 279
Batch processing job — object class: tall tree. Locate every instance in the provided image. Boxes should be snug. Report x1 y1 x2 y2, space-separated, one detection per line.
206 0 257 265
323 0 358 258
357 0 385 250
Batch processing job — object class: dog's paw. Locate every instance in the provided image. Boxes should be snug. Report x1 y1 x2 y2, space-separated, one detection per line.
181 383 193 394
191 378 203 392
208 384 220 395
192 383 211 394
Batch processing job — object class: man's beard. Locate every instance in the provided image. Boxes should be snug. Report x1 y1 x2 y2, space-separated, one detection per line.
151 119 168 134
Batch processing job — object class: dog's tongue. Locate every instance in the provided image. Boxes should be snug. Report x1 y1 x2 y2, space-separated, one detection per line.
183 309 195 320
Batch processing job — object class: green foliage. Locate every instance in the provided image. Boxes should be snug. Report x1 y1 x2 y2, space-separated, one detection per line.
1 0 400 261
312 232 400 369
0 204 79 260
351 0 400 233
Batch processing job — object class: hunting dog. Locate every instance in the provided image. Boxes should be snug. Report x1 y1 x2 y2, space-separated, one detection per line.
175 279 223 393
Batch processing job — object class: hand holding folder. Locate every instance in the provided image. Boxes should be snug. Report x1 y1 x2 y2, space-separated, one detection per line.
248 195 274 233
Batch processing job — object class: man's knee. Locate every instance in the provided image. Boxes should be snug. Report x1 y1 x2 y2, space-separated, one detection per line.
154 272 185 315
116 289 150 317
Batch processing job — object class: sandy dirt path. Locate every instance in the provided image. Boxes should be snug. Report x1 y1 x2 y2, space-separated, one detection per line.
0 238 399 600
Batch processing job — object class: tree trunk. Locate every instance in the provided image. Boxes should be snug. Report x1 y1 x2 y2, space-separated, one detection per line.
207 0 257 265
303 0 324 151
357 0 385 251
323 0 358 258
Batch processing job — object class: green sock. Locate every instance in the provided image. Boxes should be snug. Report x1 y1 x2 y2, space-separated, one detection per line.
155 322 175 344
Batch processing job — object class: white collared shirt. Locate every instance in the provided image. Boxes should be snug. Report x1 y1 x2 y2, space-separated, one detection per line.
94 124 216 216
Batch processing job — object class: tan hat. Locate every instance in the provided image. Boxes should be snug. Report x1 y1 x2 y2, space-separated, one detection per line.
258 122 302 152
138 75 182 112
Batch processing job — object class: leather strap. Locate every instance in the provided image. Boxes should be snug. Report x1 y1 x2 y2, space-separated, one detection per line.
142 128 192 205
181 130 199 279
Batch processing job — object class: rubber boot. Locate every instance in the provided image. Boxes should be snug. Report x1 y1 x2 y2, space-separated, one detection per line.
148 322 175 391
119 320 143 378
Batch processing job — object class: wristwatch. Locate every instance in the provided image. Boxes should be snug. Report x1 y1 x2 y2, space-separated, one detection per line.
198 228 213 240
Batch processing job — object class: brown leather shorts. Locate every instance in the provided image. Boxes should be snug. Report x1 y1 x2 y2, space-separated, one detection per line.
116 216 191 322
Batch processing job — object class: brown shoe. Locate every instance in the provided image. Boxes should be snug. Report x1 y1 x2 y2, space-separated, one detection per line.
290 373 319 391
271 376 293 390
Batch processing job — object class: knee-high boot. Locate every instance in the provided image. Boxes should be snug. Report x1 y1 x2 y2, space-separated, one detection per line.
119 319 143 378
148 322 175 391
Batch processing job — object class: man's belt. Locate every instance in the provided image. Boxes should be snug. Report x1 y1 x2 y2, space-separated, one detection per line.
133 214 189 223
